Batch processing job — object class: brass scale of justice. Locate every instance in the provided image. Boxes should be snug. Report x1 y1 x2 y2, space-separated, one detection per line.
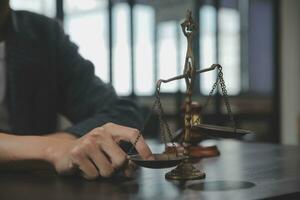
129 11 253 180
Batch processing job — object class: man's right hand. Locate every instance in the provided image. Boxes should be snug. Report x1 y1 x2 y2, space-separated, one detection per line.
46 123 153 180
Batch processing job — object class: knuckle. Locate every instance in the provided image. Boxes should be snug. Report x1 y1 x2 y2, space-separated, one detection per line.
70 147 83 160
103 122 114 130
82 139 94 148
130 128 140 138
88 132 98 139
90 127 104 136
95 127 105 132
88 129 107 143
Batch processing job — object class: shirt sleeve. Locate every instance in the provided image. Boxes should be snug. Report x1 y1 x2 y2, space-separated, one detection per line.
53 21 143 137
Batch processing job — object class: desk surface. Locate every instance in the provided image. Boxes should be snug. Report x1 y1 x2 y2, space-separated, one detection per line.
1 140 300 200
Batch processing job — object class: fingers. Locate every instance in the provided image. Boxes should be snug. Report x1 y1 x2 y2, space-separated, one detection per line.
68 123 153 180
70 150 98 180
100 136 128 170
78 159 98 180
88 146 114 178
103 123 153 160
72 129 129 178
131 134 154 160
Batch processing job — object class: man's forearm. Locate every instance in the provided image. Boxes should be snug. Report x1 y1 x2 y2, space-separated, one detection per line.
46 132 77 140
0 133 52 163
0 132 75 164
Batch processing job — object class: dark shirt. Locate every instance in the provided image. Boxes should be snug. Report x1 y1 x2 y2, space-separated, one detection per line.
2 10 142 136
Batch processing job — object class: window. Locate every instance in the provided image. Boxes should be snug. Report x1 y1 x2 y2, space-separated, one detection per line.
134 4 155 96
10 0 55 17
199 5 217 95
199 5 241 95
112 3 131 96
219 8 241 95
157 21 179 93
64 0 109 83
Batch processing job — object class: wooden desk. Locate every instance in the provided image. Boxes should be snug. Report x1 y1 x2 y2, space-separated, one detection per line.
0 140 300 200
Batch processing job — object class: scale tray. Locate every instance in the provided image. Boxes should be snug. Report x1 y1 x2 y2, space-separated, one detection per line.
129 153 185 169
191 124 254 139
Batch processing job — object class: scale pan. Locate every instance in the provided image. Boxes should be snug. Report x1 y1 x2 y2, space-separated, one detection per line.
192 124 254 139
129 153 185 169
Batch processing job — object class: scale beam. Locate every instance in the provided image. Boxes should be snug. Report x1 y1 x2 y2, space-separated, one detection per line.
156 64 222 91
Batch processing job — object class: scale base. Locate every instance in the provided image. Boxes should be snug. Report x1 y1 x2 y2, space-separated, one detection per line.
165 160 205 180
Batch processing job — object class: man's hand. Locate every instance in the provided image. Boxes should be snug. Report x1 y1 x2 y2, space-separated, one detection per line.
47 123 152 180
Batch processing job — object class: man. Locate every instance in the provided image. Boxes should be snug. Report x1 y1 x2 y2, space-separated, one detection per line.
0 0 152 180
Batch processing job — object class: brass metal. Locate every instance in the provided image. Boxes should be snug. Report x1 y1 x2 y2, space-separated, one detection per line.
192 124 254 138
165 160 206 180
164 10 204 180
165 143 220 159
129 154 186 169
132 11 224 180
128 10 253 180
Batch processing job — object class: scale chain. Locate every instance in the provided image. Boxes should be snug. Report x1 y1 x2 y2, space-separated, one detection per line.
155 87 178 153
129 87 178 155
196 66 236 129
128 95 158 154
217 67 236 128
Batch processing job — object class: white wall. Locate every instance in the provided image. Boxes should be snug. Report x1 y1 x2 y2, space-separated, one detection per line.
280 0 300 144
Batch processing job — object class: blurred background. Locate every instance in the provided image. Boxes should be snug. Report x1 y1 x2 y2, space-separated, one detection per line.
9 0 300 144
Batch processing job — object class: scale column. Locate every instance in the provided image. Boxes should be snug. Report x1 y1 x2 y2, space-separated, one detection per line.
165 10 206 180
165 82 206 180
183 83 192 156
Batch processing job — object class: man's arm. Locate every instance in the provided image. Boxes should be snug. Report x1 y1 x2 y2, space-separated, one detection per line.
0 123 153 179
0 132 52 163
0 16 153 179
0 131 77 171
46 131 77 140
